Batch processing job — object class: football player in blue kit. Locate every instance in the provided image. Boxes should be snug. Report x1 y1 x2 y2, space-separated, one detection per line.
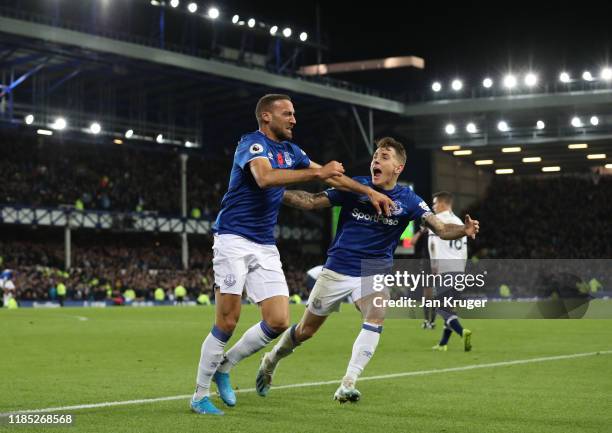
191 94 396 415
257 137 480 403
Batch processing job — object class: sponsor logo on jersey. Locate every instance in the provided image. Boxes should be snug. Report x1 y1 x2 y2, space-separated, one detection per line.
249 143 264 154
351 208 399 225
284 152 293 167
277 152 284 165
267 151 274 160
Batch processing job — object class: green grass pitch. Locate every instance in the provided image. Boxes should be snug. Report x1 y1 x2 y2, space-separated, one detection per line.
1 305 611 433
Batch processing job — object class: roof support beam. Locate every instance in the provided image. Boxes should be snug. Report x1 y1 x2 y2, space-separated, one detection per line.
0 16 406 114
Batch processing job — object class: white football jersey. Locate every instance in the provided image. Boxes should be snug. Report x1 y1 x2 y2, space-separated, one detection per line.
428 210 467 273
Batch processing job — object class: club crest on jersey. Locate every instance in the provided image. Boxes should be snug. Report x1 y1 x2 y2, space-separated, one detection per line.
391 200 403 216
249 143 264 154
224 274 236 287
284 152 293 166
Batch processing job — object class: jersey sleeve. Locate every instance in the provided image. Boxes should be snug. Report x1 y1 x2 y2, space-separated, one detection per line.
292 144 311 169
235 137 270 170
406 191 433 221
324 187 351 206
324 176 366 206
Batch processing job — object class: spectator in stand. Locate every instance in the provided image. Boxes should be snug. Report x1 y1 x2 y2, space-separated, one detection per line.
1 237 321 302
466 175 612 259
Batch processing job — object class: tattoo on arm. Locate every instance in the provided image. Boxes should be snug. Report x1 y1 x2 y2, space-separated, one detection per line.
423 214 466 240
282 190 330 210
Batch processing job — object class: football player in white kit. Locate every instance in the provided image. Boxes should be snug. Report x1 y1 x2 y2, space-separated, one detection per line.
428 191 472 352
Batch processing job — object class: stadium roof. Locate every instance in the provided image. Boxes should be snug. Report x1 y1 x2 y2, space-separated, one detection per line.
1 2 611 172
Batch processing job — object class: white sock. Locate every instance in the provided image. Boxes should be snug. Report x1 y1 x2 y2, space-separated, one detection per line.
344 322 382 384
267 324 300 368
217 321 280 373
193 325 232 400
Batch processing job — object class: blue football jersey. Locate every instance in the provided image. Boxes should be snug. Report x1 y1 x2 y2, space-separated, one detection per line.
212 130 310 244
325 176 432 276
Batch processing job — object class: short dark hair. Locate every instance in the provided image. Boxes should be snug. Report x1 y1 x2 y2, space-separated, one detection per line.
375 137 406 165
255 94 292 125
432 191 454 204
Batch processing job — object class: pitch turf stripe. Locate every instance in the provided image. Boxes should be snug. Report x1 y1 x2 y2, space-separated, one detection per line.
1 350 610 416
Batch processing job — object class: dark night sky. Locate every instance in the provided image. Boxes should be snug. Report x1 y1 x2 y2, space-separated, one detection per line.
226 1 612 86
4 0 612 92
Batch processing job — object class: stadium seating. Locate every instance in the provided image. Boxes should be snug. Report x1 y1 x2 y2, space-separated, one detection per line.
466 175 612 259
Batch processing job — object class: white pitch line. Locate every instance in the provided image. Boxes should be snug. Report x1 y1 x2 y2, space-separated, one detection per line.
56 314 89 321
1 350 610 416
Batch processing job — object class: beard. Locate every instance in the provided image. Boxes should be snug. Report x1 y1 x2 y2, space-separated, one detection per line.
270 123 292 141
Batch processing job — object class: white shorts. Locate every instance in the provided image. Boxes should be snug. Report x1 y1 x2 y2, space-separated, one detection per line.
307 268 368 316
212 234 288 303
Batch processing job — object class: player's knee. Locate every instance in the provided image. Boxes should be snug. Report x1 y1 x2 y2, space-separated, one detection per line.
361 306 386 324
217 316 238 333
265 317 289 334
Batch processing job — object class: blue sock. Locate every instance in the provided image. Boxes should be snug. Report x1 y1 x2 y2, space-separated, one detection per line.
448 318 463 336
439 327 452 345
289 324 298 344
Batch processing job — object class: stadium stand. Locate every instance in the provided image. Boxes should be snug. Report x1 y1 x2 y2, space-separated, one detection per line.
466 174 612 259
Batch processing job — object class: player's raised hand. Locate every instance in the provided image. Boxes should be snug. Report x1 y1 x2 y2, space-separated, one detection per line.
464 214 480 239
367 189 395 216
317 161 345 180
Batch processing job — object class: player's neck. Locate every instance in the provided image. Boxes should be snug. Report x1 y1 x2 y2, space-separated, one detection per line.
379 179 397 191
258 127 282 143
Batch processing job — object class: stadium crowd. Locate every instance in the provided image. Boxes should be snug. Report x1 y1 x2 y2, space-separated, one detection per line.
0 236 319 303
466 174 612 259
2 133 611 304
0 132 320 224
0 133 226 216
0 132 319 226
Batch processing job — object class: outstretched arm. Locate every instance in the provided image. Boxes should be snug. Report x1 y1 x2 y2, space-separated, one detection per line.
309 160 394 216
282 190 332 210
423 213 480 240
249 158 344 188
